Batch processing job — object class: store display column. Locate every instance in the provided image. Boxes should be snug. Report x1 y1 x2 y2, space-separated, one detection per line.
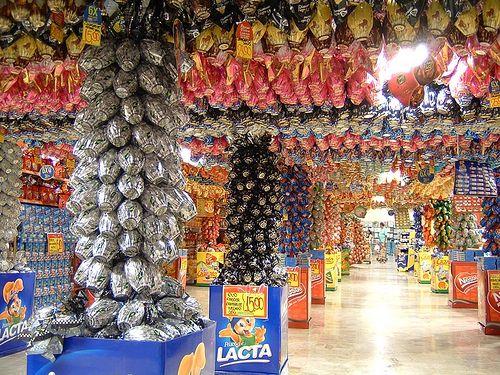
26 38 215 374
210 136 288 374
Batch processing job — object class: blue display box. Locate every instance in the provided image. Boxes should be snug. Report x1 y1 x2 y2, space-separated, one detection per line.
209 285 288 375
0 272 35 357
28 322 216 375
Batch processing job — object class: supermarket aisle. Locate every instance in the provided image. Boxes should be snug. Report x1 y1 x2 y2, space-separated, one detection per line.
1 262 499 375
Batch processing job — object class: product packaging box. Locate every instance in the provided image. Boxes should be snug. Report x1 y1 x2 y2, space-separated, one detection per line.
209 285 288 374
310 250 325 304
477 263 500 335
431 256 450 293
325 253 338 291
197 251 224 286
448 261 478 308
286 257 311 329
341 251 350 275
0 272 35 357
28 323 215 375
417 252 432 284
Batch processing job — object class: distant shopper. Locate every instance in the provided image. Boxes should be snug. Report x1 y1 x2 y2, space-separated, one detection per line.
377 223 388 263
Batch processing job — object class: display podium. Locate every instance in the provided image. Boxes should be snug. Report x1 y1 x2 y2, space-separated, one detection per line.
286 256 311 329
311 250 326 304
448 261 478 308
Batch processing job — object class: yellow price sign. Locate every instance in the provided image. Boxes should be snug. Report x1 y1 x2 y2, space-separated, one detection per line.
180 257 187 272
223 286 268 319
311 260 321 275
490 274 500 291
236 39 253 60
83 22 102 46
288 270 299 288
490 95 500 108
66 158 75 169
47 233 64 254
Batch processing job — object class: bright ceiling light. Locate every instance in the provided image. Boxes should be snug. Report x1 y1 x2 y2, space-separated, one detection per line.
372 196 385 203
180 147 192 163
380 44 429 83
378 170 406 186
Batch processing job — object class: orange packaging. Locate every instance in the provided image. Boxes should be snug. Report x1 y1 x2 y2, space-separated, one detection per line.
431 256 449 293
287 266 311 329
311 252 326 304
478 268 500 335
448 261 478 308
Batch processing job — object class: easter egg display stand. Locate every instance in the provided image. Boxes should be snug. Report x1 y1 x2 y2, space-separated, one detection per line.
209 285 288 374
477 258 500 336
310 250 326 304
0 272 35 357
431 255 450 294
448 260 479 309
286 256 312 329
417 252 432 284
325 253 338 291
27 322 216 375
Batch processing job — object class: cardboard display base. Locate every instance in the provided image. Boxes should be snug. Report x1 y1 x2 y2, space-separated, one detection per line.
0 272 35 358
477 266 500 336
28 323 216 375
448 300 477 308
310 251 326 305
448 261 478 309
209 285 288 375
479 322 500 336
287 265 311 329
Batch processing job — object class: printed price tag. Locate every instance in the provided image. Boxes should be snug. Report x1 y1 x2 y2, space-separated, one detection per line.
282 213 288 221
47 233 64 254
311 260 320 275
236 21 253 60
223 285 268 319
288 270 299 288
66 158 75 169
83 22 102 46
180 256 187 272
490 96 500 108
490 274 500 291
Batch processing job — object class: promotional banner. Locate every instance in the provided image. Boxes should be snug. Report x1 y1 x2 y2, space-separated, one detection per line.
287 265 311 329
310 250 326 304
197 251 224 286
417 252 432 284
209 285 288 374
28 323 216 374
448 261 478 308
478 268 500 335
431 256 450 293
0 272 35 357
325 253 338 291
336 253 342 282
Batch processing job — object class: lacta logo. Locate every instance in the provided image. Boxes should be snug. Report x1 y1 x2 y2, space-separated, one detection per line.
217 343 272 367
455 272 478 294
0 321 28 346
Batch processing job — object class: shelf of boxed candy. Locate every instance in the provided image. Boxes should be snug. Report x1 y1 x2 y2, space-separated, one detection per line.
17 205 77 309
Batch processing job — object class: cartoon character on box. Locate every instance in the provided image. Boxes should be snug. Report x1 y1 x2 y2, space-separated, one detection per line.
219 317 266 347
177 343 206 375
0 279 27 325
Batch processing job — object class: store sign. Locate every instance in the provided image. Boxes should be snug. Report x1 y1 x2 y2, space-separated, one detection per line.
0 273 35 355
222 285 268 319
288 270 299 288
455 272 478 295
489 79 500 108
417 165 435 184
47 233 64 254
39 165 55 180
487 291 500 314
83 5 102 46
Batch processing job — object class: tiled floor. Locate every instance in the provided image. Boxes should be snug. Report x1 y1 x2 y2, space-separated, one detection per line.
1 260 499 374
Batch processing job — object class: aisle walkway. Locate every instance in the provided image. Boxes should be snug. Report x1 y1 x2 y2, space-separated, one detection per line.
1 261 499 374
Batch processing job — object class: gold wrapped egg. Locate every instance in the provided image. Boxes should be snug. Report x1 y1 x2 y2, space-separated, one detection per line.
265 23 287 53
483 0 500 32
36 38 55 59
288 19 308 52
252 20 267 44
65 32 85 58
347 1 373 42
47 0 66 13
426 0 450 38
455 5 478 37
16 34 37 61
29 3 46 30
10 2 29 22
212 24 234 51
195 27 215 53
386 0 407 32
0 12 13 34
2 43 17 64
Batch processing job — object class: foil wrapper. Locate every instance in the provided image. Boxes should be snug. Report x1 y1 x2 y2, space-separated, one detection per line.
144 95 174 130
140 185 169 216
99 212 122 238
92 234 119 263
117 300 145 332
98 149 121 184
132 123 156 153
140 39 166 66
118 230 143 257
81 67 116 102
73 258 94 286
97 184 123 213
117 200 144 230
79 40 116 72
121 96 145 125
156 295 201 320
138 215 168 242
118 146 145 175
142 238 178 265
71 157 98 184
143 154 167 184
156 276 183 299
94 322 121 339
116 39 141 72
92 90 121 123
75 234 97 261
71 208 100 236
86 259 111 293
125 256 153 295
106 116 132 147
117 173 145 200
114 70 138 99
85 298 121 330
123 325 169 342
111 262 133 301
137 64 167 95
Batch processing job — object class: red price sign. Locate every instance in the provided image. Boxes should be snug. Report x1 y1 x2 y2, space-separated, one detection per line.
83 22 102 46
223 285 268 319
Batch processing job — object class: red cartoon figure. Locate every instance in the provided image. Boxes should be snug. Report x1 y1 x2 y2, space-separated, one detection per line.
0 279 26 325
218 317 266 347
